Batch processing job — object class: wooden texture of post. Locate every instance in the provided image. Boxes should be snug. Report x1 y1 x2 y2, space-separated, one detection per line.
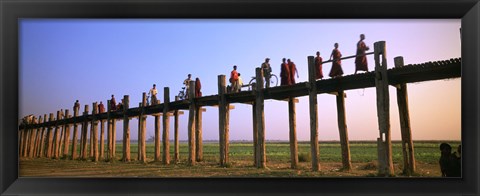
28 116 37 158
288 98 298 169
218 75 227 166
195 107 203 162
122 95 130 162
21 121 28 157
394 56 416 175
35 115 44 157
19 127 24 157
187 81 196 166
112 117 117 159
99 119 105 160
39 114 47 157
252 101 258 167
107 100 112 160
163 87 171 165
174 96 180 163
307 56 320 171
154 110 161 162
374 41 394 176
71 106 79 160
81 105 89 159
336 91 352 170
53 111 62 159
138 93 147 163
92 102 99 162
58 115 64 157
90 110 94 158
255 68 266 168
46 113 54 158
62 110 70 158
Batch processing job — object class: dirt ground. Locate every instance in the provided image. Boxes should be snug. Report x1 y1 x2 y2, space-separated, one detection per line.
19 157 442 178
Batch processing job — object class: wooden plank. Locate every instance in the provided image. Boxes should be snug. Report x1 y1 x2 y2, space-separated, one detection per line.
122 95 131 162
308 56 320 171
336 91 352 170
163 87 171 165
188 81 196 166
288 97 298 169
255 68 266 168
174 96 180 163
394 56 416 175
374 41 394 176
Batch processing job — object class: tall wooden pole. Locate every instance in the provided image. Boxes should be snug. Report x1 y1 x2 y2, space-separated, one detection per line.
28 116 37 158
122 95 130 162
71 106 79 160
22 120 29 157
62 110 70 158
46 113 54 158
174 96 180 163
35 115 44 157
374 41 394 176
112 117 117 159
53 111 62 159
394 56 416 175
163 87 171 165
154 113 161 162
107 100 112 160
99 119 105 160
218 75 228 167
138 93 147 163
81 105 89 160
336 91 352 170
92 102 99 162
39 114 47 157
255 68 266 168
288 98 299 169
195 107 204 162
307 56 320 171
187 81 196 166
252 101 258 167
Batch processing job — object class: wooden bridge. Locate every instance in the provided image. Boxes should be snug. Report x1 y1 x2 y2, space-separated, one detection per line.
18 41 461 176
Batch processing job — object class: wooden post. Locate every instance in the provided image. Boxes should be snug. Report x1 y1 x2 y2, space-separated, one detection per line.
336 91 352 170
46 113 54 158
255 68 266 168
81 105 90 160
107 100 112 160
71 106 79 160
308 56 320 171
122 95 130 162
195 107 205 162
99 119 105 160
187 81 196 166
28 116 37 158
154 113 161 162
394 56 416 175
252 101 258 167
34 115 43 157
174 96 180 163
62 110 70 158
21 120 28 157
218 75 229 166
138 93 147 163
92 102 99 162
53 111 62 159
163 87 171 165
112 117 117 159
90 109 94 158
374 41 394 176
39 114 47 157
288 98 299 169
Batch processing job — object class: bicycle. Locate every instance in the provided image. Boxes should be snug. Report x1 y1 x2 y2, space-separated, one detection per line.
178 87 188 100
247 73 278 91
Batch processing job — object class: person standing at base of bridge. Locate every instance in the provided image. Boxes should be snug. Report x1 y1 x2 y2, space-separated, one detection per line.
98 101 105 113
355 34 370 74
230 65 239 93
110 95 117 111
315 51 324 80
195 77 202 97
280 58 290 86
287 59 299 85
261 58 272 88
183 74 192 99
149 84 158 105
329 43 343 78
236 73 243 92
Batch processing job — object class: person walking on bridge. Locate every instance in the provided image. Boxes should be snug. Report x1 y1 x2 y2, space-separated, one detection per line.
287 59 299 85
355 34 370 74
230 65 239 93
329 43 343 78
183 74 192 99
110 95 117 111
149 84 158 105
261 58 272 88
195 77 202 97
315 51 324 80
280 58 290 86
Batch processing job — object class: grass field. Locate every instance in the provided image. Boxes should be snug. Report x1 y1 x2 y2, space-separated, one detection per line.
19 141 461 177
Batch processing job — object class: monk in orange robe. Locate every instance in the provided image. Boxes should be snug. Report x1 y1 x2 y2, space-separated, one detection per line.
287 59 299 85
355 34 370 74
280 58 290 86
195 77 202 97
315 51 323 79
329 43 343 78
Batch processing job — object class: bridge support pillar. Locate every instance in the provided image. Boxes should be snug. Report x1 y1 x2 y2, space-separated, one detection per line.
307 56 320 171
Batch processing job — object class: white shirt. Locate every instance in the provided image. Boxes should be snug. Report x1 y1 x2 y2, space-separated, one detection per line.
149 88 158 96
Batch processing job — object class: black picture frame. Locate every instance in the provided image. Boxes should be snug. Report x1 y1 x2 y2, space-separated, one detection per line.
1 0 479 195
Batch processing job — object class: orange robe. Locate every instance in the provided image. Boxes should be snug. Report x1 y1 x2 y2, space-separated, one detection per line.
315 56 323 79
280 62 290 86
355 40 368 72
195 79 202 97
289 62 297 84
329 49 343 77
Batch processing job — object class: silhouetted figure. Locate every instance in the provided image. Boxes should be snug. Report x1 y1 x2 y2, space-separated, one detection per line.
355 34 370 74
183 74 192 99
74 100 80 111
117 99 124 111
261 58 272 88
149 84 158 105
287 59 299 85
439 143 461 177
329 43 343 78
98 101 105 113
230 65 239 93
315 51 324 80
195 77 202 97
280 58 290 86
110 95 117 111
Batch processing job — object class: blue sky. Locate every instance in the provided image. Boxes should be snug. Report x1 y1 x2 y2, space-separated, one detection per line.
19 19 461 141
